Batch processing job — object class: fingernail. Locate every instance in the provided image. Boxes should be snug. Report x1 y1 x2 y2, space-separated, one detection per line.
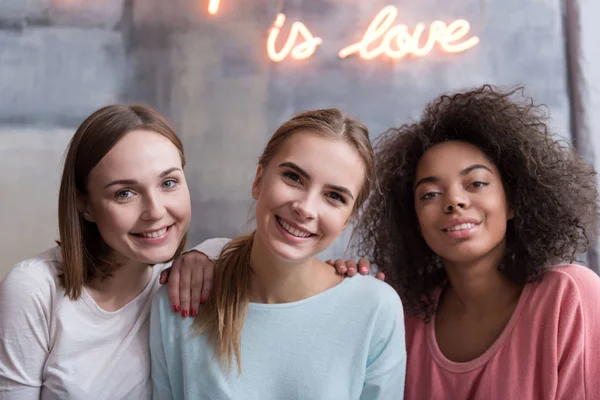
172 305 179 313
360 267 368 274
200 297 206 304
348 268 356 274
190 309 197 317
181 309 188 317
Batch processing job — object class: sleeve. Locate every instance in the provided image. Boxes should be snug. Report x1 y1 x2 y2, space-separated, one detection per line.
0 262 53 399
187 238 231 261
554 266 600 399
149 287 175 400
360 287 407 400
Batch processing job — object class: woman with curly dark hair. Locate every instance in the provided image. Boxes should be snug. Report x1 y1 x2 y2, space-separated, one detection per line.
344 85 600 398
164 85 600 397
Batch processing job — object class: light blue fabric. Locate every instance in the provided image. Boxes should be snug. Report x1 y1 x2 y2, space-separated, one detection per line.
150 274 406 400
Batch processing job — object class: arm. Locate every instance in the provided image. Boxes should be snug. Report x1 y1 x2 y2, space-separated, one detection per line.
149 289 175 400
554 266 600 399
360 289 406 400
0 263 52 399
160 238 231 317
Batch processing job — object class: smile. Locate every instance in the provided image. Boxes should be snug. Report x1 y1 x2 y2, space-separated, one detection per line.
276 216 314 238
443 223 479 232
133 225 172 238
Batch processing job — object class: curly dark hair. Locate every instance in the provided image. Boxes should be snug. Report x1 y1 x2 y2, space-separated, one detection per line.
356 85 599 321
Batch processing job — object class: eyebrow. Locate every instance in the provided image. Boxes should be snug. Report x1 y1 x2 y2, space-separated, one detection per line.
103 167 182 189
278 162 355 199
414 164 492 190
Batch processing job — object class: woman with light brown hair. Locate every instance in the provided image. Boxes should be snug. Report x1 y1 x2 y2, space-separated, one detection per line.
150 108 406 399
0 104 224 399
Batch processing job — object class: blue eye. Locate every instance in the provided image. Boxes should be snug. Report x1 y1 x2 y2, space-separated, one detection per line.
162 179 177 189
116 189 134 199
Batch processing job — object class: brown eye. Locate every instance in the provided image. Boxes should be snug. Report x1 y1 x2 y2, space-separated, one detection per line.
471 181 489 189
327 192 347 205
283 171 302 183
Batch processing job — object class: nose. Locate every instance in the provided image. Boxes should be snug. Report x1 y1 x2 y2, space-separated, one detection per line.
291 192 318 221
443 186 469 214
141 192 167 221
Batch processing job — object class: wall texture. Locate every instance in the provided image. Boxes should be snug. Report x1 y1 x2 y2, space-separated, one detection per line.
0 0 571 277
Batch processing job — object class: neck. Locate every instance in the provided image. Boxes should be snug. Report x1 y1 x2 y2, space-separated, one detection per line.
248 232 342 304
441 241 523 318
86 256 153 311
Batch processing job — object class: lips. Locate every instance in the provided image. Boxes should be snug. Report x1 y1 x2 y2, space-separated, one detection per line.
441 218 481 232
275 216 315 238
132 225 172 238
445 222 478 232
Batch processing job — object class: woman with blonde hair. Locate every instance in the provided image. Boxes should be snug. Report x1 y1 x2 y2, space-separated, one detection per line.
150 109 406 399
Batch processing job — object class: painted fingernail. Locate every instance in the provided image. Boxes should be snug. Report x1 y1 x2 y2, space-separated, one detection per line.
181 309 188 317
172 305 179 313
200 297 206 304
190 309 197 317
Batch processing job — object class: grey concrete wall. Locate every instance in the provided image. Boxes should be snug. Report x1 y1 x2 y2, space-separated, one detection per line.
0 0 571 278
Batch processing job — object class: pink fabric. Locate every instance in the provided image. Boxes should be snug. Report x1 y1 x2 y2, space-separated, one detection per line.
404 264 600 400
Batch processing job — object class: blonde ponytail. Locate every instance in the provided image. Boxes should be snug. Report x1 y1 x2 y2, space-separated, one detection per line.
194 232 254 374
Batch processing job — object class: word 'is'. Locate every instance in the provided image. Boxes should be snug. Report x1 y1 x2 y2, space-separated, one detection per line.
208 2 480 62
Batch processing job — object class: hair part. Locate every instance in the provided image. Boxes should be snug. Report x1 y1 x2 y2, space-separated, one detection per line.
58 104 186 300
194 108 375 373
356 84 599 321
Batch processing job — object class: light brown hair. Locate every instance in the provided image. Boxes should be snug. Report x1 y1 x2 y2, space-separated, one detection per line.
58 104 187 300
194 108 376 373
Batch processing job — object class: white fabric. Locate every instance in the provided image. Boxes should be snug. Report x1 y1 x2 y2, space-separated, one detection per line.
0 239 228 400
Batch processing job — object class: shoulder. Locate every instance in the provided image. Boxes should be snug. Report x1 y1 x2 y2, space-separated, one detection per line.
537 264 600 300
151 285 173 317
1 247 62 298
344 275 404 316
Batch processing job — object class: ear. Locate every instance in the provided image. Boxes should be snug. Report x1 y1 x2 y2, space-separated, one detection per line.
507 207 515 221
76 194 95 223
251 165 264 201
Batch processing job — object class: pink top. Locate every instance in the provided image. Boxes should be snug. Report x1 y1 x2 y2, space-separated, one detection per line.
404 264 600 400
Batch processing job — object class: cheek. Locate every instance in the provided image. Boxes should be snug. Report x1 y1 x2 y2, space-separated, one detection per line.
320 207 352 235
93 203 137 235
168 190 192 221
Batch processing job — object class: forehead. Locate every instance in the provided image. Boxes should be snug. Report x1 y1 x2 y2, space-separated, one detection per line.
416 141 497 178
272 132 366 189
90 129 182 183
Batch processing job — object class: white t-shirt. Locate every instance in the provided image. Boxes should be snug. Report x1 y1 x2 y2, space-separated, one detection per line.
0 239 228 400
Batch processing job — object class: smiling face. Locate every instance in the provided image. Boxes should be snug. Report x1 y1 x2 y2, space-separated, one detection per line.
252 132 366 263
80 129 191 265
413 141 514 265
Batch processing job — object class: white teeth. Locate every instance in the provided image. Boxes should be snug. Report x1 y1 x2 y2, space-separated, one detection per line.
447 223 476 232
277 217 312 238
140 227 168 238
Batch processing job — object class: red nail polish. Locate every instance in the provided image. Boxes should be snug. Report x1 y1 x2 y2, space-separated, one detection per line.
172 305 179 313
181 309 188 317
200 297 206 304
190 309 197 317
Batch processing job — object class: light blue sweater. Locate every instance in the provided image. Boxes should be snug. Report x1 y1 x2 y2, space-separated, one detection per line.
150 274 406 400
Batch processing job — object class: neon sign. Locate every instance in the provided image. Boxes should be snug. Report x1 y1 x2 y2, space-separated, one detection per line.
267 13 323 62
208 0 220 15
209 3 480 63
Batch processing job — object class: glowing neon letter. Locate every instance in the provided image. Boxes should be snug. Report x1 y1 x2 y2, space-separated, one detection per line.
208 0 220 15
267 13 322 62
338 6 479 60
